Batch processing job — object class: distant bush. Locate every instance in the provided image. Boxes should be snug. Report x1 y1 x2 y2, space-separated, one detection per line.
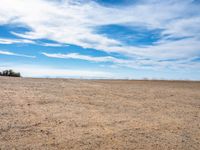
0 69 21 77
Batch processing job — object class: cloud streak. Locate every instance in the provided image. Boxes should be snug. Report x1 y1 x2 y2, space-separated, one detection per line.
42 52 200 71
0 38 35 44
0 50 36 58
0 38 67 47
42 52 126 63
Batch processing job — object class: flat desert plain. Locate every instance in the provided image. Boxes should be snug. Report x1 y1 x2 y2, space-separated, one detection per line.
0 77 200 150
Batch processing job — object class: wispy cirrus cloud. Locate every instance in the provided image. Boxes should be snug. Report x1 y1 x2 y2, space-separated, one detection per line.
42 52 200 71
40 43 67 47
0 50 36 58
0 37 67 47
0 38 35 44
0 0 200 70
42 52 125 63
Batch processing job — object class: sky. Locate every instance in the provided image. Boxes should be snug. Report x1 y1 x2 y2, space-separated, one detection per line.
0 0 200 80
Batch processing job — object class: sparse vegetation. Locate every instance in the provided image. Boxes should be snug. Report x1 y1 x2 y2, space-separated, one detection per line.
0 69 21 77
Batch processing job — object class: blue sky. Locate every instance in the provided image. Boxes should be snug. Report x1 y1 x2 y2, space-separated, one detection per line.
0 0 200 79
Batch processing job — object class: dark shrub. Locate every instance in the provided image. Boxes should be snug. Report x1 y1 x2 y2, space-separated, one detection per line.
0 69 21 77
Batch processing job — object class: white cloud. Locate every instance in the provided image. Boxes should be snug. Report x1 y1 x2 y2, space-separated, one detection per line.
0 0 199 66
42 52 200 70
0 50 36 58
42 52 127 63
0 37 68 47
40 43 67 47
0 38 35 44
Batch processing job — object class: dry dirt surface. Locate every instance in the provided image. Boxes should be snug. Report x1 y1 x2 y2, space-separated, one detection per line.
0 77 200 150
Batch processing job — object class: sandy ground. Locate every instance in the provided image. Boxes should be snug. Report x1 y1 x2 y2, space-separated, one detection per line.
0 77 200 150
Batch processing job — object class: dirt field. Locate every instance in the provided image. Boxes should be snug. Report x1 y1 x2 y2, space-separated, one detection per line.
0 77 200 150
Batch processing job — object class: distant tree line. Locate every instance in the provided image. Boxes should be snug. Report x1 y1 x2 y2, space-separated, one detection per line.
0 69 21 77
